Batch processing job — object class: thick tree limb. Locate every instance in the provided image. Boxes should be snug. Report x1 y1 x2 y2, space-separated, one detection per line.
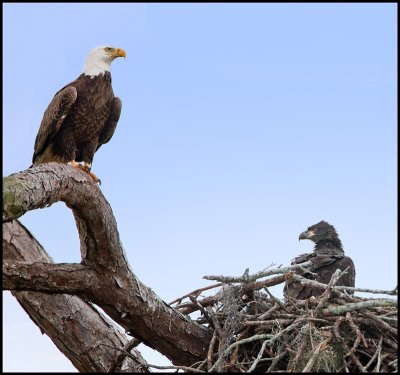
3 219 147 372
3 262 95 293
3 163 212 367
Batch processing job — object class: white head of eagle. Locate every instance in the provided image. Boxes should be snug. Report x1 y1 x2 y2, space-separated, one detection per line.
83 45 126 77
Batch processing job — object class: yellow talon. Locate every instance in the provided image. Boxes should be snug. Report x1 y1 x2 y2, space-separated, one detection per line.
88 170 101 184
70 161 101 184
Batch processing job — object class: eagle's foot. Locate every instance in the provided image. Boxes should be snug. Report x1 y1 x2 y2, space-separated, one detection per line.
70 160 84 170
81 162 91 172
70 161 101 184
88 170 101 185
71 160 87 172
82 162 101 184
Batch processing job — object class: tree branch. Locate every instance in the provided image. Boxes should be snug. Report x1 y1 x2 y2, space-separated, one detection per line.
3 261 95 293
203 261 313 283
3 164 212 367
3 219 147 372
321 299 397 316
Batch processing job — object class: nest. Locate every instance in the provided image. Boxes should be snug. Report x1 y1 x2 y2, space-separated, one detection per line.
170 266 397 373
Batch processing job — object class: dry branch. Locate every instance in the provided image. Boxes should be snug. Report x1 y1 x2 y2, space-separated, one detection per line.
203 262 314 283
3 219 147 372
3 164 212 368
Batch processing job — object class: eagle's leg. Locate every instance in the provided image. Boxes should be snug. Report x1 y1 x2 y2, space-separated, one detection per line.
82 162 101 185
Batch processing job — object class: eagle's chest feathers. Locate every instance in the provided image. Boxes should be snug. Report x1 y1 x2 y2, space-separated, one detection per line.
68 73 113 142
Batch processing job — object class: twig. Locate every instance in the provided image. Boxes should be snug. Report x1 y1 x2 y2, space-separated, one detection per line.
209 333 273 372
334 285 398 296
264 286 289 312
290 273 348 300
349 352 366 372
364 311 398 336
204 306 224 345
191 359 207 371
314 268 345 316
229 326 251 370
207 329 218 371
245 319 294 327
257 303 281 320
266 348 288 372
169 282 223 305
109 337 142 372
321 299 397 315
176 294 219 315
332 316 366 372
248 274 288 292
344 312 362 356
387 358 397 371
247 339 268 372
363 335 383 372
101 343 206 373
141 363 206 373
288 328 308 371
302 340 328 372
203 261 313 283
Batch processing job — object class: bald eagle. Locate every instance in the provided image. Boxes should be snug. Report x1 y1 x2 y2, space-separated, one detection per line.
284 220 355 300
31 45 126 183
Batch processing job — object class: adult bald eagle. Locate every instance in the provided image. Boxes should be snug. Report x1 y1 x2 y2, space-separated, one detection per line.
31 45 126 182
284 221 355 300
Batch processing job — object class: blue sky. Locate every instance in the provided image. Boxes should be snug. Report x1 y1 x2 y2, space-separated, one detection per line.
3 3 397 372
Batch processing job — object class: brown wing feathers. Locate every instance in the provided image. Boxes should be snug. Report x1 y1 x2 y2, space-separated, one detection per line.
96 97 122 151
32 86 77 166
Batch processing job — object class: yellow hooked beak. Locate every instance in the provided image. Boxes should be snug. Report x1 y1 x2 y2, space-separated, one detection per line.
112 48 126 59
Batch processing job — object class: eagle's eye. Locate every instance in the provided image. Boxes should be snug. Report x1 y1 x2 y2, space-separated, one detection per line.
104 47 112 52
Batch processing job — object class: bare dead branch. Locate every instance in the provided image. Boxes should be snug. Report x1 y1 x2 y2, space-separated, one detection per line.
169 282 224 305
363 335 383 372
203 261 313 283
207 329 218 371
321 299 397 316
314 268 346 315
301 340 328 372
101 344 206 373
247 339 268 372
175 275 287 315
334 286 398 296
209 333 273 372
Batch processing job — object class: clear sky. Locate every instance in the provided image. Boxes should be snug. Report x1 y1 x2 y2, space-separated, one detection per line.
3 3 397 372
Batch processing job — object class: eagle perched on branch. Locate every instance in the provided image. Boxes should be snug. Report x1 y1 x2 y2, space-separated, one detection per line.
284 220 355 300
31 45 126 183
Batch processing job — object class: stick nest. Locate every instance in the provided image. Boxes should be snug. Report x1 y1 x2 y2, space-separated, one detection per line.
170 266 397 373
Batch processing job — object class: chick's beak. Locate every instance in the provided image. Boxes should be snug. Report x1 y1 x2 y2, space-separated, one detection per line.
299 229 315 241
299 231 308 241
